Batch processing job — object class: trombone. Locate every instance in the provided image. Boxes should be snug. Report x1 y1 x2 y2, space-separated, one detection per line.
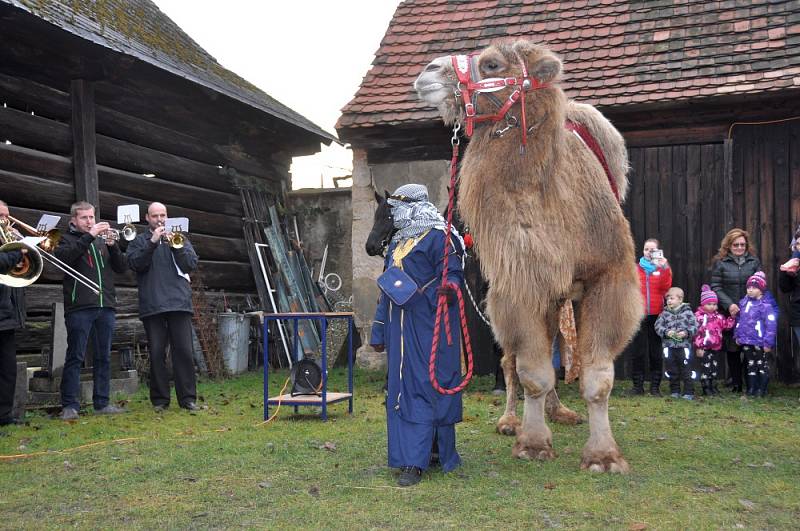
5 215 100 294
0 218 43 287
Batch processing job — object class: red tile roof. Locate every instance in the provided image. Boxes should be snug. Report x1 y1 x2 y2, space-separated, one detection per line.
337 0 800 131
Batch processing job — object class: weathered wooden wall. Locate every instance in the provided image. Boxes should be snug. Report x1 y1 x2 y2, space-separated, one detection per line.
0 69 291 353
617 120 800 380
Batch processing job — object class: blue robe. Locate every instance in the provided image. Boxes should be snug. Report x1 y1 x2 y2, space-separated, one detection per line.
371 229 464 472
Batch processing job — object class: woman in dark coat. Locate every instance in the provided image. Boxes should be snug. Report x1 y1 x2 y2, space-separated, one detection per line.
710 228 762 393
778 266 800 353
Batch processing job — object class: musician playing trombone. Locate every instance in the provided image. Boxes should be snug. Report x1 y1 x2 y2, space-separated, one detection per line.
54 201 128 420
0 200 26 426
127 202 199 413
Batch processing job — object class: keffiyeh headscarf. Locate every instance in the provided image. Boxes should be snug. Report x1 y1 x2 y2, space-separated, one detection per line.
388 184 462 247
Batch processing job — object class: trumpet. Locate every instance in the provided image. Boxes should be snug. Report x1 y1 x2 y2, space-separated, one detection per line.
121 223 137 241
98 228 121 242
158 222 185 249
5 214 100 294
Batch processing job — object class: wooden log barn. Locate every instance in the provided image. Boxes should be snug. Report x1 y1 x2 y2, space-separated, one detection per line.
0 0 335 386
338 0 800 380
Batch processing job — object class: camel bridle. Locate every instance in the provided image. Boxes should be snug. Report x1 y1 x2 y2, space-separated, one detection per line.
451 53 548 148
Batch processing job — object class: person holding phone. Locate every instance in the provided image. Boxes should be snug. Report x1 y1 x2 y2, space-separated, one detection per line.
627 238 672 395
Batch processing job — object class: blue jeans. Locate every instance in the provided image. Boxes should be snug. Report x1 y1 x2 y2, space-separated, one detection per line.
60 307 116 411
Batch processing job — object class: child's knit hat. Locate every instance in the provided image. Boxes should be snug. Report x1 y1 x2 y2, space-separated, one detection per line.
746 271 767 291
699 284 718 305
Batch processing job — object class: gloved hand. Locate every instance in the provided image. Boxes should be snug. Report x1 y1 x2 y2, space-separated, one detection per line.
436 285 457 303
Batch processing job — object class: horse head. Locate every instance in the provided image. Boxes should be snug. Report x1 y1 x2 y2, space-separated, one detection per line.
365 189 395 257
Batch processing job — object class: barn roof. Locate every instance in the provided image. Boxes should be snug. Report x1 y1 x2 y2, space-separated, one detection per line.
337 0 800 131
5 0 336 143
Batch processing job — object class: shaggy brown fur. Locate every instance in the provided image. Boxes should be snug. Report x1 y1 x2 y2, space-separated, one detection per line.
415 40 642 472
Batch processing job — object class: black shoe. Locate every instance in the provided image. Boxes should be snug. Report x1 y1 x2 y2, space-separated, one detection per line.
649 387 662 397
153 404 169 413
181 402 200 411
397 466 422 487
628 387 645 396
710 381 720 395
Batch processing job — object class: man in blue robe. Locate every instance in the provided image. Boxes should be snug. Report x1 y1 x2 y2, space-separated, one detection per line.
370 184 465 487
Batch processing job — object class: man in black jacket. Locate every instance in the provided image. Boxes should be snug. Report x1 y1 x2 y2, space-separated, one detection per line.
0 200 26 426
127 202 199 412
54 201 128 420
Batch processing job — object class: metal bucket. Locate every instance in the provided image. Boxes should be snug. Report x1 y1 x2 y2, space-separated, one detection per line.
218 313 249 374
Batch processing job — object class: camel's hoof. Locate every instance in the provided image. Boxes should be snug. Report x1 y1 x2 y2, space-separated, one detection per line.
513 442 557 461
580 451 630 474
548 406 584 425
496 415 520 436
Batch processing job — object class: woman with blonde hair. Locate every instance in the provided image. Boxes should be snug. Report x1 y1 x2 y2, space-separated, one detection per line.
710 228 762 393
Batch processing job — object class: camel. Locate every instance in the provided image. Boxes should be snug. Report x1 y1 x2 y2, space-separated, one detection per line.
414 40 642 472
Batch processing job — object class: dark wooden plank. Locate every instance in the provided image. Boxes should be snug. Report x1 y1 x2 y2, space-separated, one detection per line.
97 164 243 217
0 106 71 155
70 79 98 207
723 139 734 230
643 147 659 240
711 144 726 260
743 127 760 244
759 128 775 281
791 122 800 233
0 71 71 121
699 144 717 274
657 145 672 259
670 145 688 301
98 192 244 239
628 148 645 249
685 144 702 284
95 134 234 194
0 169 74 212
186 233 248 263
0 143 72 184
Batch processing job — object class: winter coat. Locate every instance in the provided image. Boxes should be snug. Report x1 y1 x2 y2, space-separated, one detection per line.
0 248 25 331
710 253 762 314
637 262 672 315
693 308 735 351
126 229 198 319
778 270 800 327
654 303 698 348
734 294 778 349
53 225 127 314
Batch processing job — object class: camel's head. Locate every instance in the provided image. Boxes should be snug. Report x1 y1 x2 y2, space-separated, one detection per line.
414 40 562 129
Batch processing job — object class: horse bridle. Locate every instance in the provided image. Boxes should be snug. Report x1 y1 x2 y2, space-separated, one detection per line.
450 53 549 147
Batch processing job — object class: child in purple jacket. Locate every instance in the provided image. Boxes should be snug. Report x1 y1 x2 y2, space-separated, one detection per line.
734 271 779 397
693 285 735 396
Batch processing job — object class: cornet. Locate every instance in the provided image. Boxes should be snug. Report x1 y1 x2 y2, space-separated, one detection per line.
158 222 185 249
121 223 137 241
98 228 121 242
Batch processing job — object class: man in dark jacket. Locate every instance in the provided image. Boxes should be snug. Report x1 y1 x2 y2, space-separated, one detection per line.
54 201 128 420
0 200 26 426
127 202 199 412
779 269 800 356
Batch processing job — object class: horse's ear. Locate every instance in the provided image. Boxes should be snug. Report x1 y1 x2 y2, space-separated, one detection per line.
514 41 562 84
384 190 391 200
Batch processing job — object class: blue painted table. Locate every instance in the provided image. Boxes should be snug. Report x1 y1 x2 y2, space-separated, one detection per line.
262 312 354 421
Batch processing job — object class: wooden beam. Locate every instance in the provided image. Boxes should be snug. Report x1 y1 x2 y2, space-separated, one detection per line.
71 79 98 207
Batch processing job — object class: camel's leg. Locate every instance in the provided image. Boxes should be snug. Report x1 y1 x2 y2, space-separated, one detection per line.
511 319 557 461
545 386 583 425
577 270 641 473
496 352 520 435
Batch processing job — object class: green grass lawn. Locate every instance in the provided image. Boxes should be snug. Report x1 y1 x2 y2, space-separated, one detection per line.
1 369 799 530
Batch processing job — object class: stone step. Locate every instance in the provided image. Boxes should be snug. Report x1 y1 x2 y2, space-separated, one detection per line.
27 371 139 406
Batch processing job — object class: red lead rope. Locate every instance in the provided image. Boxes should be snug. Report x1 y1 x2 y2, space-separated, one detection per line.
428 133 474 395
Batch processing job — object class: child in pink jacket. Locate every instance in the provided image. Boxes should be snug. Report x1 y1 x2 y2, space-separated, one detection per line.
693 284 735 396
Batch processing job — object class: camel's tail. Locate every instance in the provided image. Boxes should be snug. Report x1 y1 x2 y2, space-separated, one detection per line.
566 102 630 203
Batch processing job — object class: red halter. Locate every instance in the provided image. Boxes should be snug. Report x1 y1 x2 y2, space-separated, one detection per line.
451 53 547 146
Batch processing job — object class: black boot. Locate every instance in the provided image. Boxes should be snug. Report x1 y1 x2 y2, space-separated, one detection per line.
398 466 422 487
700 380 709 396
629 374 644 395
757 374 769 398
710 379 720 396
650 379 662 396
745 374 757 396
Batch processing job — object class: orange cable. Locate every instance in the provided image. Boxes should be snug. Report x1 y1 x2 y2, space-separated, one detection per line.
727 115 800 139
258 376 292 426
